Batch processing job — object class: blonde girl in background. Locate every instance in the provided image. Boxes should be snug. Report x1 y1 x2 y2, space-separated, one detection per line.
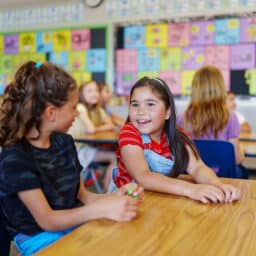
0 62 143 256
108 76 240 204
177 66 246 178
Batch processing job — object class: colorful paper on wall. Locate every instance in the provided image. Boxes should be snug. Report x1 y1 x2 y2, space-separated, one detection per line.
245 69 256 95
138 71 159 79
68 51 86 71
71 29 90 50
160 48 181 71
159 71 181 95
205 45 229 70
37 31 53 52
116 49 137 72
169 22 190 47
86 49 106 72
124 25 145 49
72 71 92 85
4 34 19 54
0 74 5 95
138 48 159 71
181 71 195 95
1 55 13 74
12 54 30 71
116 72 137 95
230 44 255 70
53 30 71 51
182 47 205 70
146 23 168 48
190 21 215 45
215 18 240 44
0 36 3 54
19 32 36 53
240 16 256 42
48 51 68 69
29 53 46 63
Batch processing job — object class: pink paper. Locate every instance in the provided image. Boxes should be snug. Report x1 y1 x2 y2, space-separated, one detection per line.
159 71 181 95
71 29 90 50
116 49 138 72
205 45 229 70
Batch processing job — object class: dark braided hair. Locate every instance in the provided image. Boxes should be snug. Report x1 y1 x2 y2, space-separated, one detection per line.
0 61 77 147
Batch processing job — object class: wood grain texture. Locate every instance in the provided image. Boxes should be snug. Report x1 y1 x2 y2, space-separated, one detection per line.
36 178 256 256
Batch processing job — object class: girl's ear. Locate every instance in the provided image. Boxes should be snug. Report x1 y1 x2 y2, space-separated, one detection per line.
165 108 171 120
43 105 57 121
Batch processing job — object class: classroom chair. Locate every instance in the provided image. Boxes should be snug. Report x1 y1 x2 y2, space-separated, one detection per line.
81 163 104 193
193 139 248 179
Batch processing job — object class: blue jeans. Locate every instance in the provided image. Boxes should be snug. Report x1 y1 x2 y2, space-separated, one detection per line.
14 228 74 256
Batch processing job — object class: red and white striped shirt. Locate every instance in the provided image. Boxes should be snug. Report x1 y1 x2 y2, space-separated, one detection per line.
115 123 172 188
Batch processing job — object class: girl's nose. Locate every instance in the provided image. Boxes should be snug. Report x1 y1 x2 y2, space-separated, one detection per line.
138 105 145 115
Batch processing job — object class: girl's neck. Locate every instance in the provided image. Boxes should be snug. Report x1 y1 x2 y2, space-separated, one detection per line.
26 127 51 149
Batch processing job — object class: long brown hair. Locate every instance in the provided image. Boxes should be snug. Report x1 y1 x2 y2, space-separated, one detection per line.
128 77 199 176
0 61 76 147
184 65 229 138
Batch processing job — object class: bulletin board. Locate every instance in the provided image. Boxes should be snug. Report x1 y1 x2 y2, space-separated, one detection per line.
0 25 108 95
115 16 256 96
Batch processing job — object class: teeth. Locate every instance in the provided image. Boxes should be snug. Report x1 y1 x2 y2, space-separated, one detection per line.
137 120 149 124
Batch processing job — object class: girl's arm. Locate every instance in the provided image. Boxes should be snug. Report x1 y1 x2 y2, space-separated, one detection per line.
18 181 142 232
121 144 226 203
228 138 244 164
94 113 115 132
186 144 240 202
79 108 96 133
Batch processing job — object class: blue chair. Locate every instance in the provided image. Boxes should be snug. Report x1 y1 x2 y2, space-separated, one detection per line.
193 139 248 179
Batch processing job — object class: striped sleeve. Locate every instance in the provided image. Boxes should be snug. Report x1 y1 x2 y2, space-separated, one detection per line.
119 123 144 149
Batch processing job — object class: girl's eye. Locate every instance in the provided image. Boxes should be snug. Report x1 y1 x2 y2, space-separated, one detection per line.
130 103 139 107
147 102 155 107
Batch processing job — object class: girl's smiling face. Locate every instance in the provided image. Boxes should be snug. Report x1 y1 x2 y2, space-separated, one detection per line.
128 86 170 142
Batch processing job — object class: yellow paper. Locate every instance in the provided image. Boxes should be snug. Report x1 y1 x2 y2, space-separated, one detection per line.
146 24 168 48
12 54 30 71
29 53 46 63
0 35 3 54
138 71 159 79
181 71 195 95
53 30 71 51
191 25 199 34
68 51 86 72
19 32 36 53
228 19 239 29
160 48 181 71
72 71 92 86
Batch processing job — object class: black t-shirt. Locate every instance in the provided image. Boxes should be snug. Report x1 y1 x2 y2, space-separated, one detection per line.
0 133 83 238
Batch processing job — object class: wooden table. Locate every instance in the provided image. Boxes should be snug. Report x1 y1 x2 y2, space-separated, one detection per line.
239 133 256 142
240 140 256 157
74 131 118 145
37 178 256 256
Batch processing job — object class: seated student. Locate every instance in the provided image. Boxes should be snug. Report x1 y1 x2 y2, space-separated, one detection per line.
177 66 244 165
69 80 117 191
227 91 252 134
0 61 143 256
97 81 125 129
108 76 240 204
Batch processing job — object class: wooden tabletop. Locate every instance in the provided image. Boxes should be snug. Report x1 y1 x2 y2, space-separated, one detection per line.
240 140 256 157
74 130 118 145
239 133 256 141
37 177 256 256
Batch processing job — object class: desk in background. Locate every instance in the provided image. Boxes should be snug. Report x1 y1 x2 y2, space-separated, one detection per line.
37 178 256 256
239 133 256 142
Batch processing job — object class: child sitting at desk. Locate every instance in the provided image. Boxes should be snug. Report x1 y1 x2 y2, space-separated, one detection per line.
0 62 143 256
70 80 117 192
97 81 125 129
108 76 240 204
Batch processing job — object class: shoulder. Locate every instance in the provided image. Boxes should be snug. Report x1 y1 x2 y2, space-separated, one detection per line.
226 112 240 138
119 123 143 147
77 103 87 113
52 132 75 147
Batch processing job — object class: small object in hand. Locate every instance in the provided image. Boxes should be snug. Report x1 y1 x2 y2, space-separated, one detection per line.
127 186 139 200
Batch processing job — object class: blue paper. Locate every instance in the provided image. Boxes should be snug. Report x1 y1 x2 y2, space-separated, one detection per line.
138 48 160 72
86 49 106 72
37 32 53 52
124 25 145 49
48 51 68 69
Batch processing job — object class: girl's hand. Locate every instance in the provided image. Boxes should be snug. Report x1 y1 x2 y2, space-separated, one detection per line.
96 194 141 222
218 184 240 203
187 184 225 204
114 183 144 203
